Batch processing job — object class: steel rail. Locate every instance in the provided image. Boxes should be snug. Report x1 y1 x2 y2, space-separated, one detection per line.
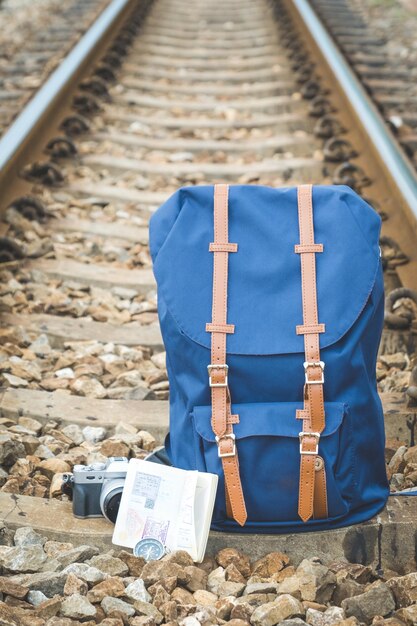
288 0 417 226
0 0 133 175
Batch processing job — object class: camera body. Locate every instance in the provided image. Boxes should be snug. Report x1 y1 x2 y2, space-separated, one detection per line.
71 457 129 523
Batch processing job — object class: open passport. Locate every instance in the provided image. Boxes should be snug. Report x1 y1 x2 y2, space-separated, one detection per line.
112 459 218 562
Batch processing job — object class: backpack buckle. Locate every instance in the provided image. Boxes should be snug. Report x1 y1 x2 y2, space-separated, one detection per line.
208 364 228 387
303 361 325 384
216 433 236 457
299 432 321 455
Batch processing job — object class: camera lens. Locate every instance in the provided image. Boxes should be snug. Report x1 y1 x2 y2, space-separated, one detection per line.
99 478 125 523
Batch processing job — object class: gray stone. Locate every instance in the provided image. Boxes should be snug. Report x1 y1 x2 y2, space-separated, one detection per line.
133 600 164 624
387 571 417 608
82 426 107 442
27 589 48 606
295 558 336 603
0 435 25 467
87 554 128 577
124 578 151 603
244 582 280 595
14 527 46 548
56 545 99 568
62 563 108 584
61 424 84 446
341 582 395 623
60 593 97 619
306 606 345 626
101 595 135 617
251 595 305 626
8 571 67 596
0 545 47 573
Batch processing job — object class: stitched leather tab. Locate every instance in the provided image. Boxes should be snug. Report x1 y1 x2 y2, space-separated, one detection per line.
209 242 238 252
296 323 325 335
296 409 309 420
294 243 323 254
206 323 235 334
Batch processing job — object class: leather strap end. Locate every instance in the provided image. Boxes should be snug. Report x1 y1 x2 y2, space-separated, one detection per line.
298 454 315 523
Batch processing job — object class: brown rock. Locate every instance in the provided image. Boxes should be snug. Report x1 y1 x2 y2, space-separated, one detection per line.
387 572 417 607
226 563 247 584
395 605 417 625
87 577 126 603
215 596 236 620
99 620 124 626
63 573 88 596
160 599 178 621
133 600 163 625
130 618 155 626
271 565 296 582
38 458 71 479
148 576 177 596
117 551 145 577
198 555 217 575
251 594 305 625
333 579 365 605
252 552 290 578
35 596 61 618
193 589 218 606
162 550 194 568
329 562 373 585
171 587 196 605
228 620 250 626
44 541 74 558
230 601 254 621
99 439 130 458
152 585 170 609
216 548 251 578
303 600 327 611
4 596 31 609
184 565 208 592
140 561 189 587
0 576 28 599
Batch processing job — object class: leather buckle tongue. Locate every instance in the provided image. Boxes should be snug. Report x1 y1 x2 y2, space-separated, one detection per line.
216 433 236 458
299 432 320 455
208 363 229 387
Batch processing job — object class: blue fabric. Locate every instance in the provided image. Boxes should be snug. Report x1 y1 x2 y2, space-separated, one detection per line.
150 184 389 533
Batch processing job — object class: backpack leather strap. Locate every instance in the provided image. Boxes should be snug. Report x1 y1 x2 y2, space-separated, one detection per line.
206 183 247 527
295 184 328 522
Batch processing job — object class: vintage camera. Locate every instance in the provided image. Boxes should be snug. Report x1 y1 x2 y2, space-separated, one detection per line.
66 457 129 523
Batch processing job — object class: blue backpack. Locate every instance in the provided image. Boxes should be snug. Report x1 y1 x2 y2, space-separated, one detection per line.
149 183 389 533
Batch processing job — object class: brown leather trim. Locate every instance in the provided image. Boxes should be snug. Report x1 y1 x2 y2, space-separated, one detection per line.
209 242 238 252
313 457 328 519
206 323 235 334
295 184 327 523
296 409 310 420
294 243 323 254
296 323 325 335
206 183 247 527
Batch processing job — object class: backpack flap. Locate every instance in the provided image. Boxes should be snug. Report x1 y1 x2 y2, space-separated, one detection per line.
150 184 381 356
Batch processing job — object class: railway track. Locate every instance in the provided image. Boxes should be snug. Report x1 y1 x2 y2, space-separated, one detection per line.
0 0 112 137
1 0 417 571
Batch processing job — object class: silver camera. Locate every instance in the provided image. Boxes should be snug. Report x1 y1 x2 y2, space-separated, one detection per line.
70 456 129 523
